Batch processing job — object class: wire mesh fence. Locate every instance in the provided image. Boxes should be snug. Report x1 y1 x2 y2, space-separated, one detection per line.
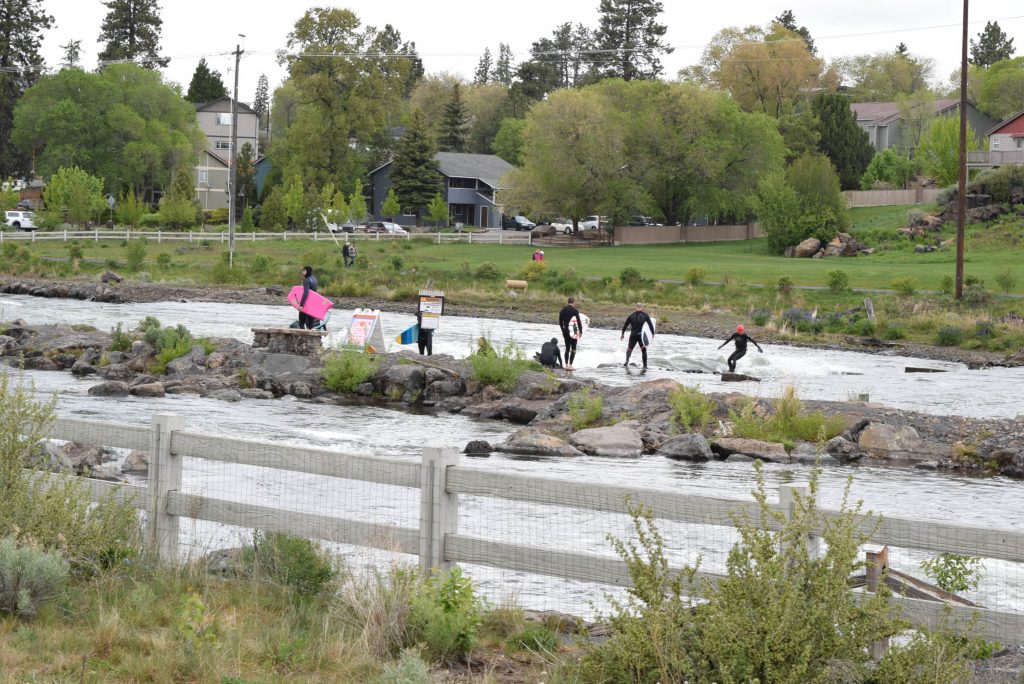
42 414 1024 645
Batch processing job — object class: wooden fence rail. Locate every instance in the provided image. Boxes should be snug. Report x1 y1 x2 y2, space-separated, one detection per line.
38 414 1024 642
0 229 535 246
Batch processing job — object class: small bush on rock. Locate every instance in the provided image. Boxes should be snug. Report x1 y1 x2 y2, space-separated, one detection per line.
408 567 482 661
935 325 964 346
670 385 717 433
322 348 380 393
730 386 844 444
0 537 69 618
467 339 541 391
109 322 132 352
567 388 604 431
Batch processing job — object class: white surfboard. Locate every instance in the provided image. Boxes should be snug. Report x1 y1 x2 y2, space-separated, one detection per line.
640 318 655 347
571 312 590 339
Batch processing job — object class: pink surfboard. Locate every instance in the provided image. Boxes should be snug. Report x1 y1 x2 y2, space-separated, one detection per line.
288 285 334 320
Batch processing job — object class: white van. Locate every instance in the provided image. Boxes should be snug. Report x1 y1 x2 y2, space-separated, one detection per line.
4 210 37 231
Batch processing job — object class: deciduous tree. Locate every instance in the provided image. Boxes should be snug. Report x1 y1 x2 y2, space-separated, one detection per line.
492 118 527 166
594 0 672 80
42 166 106 227
977 57 1024 121
970 21 1015 68
12 64 203 199
390 110 441 225
381 187 401 220
838 50 934 101
917 114 981 186
860 149 916 189
427 192 448 228
97 0 169 69
348 178 367 223
0 0 53 178
185 58 227 103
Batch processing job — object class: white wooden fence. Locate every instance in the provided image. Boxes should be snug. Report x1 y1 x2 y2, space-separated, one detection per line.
0 229 535 246
46 415 1024 643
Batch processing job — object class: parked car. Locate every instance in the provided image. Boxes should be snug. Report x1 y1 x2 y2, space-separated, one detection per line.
550 218 573 235
329 221 358 234
364 221 407 235
502 215 536 231
579 215 609 231
4 210 37 231
629 216 663 226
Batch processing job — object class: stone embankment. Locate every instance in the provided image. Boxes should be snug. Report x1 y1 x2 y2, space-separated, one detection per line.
4 320 1024 482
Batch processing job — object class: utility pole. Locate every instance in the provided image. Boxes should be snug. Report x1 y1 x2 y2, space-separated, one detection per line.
228 39 244 266
955 0 968 299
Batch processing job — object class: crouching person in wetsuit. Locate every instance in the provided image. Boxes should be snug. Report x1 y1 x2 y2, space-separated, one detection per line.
620 302 654 370
718 324 763 372
535 337 563 369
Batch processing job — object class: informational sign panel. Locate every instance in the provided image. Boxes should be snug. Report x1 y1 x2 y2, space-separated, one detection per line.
345 309 387 353
418 290 445 331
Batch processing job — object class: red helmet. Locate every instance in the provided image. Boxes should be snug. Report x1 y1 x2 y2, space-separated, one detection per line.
737 324 745 334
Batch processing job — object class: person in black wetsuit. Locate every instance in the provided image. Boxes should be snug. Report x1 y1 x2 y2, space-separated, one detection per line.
620 303 654 369
416 313 433 356
558 296 584 371
297 266 320 329
535 337 563 369
718 324 763 372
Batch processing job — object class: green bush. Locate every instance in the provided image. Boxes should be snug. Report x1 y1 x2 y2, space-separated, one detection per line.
567 466 972 683
670 385 717 432
847 318 876 336
684 267 706 287
507 625 558 652
0 537 69 618
963 282 992 307
241 531 337 598
935 325 964 346
1 373 141 575
408 567 482 661
939 275 955 295
155 252 172 269
466 339 541 391
776 275 793 296
970 163 1024 204
143 323 212 374
376 648 433 684
995 269 1017 294
891 276 916 296
321 348 380 393
249 254 274 278
619 266 644 287
125 238 147 271
567 388 604 431
825 269 850 294
730 386 845 445
138 212 162 228
109 322 133 352
204 208 229 224
882 325 906 340
66 242 84 261
920 553 985 594
473 261 500 280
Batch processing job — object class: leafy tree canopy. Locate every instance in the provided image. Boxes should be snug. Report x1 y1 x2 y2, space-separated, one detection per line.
837 49 935 101
917 114 981 186
594 0 672 80
977 57 1024 121
0 0 54 177
970 20 1015 68
12 64 204 196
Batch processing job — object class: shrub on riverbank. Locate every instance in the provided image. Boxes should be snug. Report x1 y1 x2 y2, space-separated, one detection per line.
567 388 604 431
670 385 717 433
322 348 380 392
730 386 845 446
566 465 975 683
466 339 542 391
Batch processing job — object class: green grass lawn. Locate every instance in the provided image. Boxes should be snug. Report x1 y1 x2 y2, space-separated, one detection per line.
5 204 1023 295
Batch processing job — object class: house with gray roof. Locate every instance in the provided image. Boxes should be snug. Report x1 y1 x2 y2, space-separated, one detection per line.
851 99 998 152
368 152 515 228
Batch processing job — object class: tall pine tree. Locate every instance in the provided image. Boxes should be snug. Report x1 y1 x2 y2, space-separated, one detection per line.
812 93 875 190
97 0 169 69
253 74 269 133
494 43 514 85
391 110 441 226
185 58 227 102
0 0 53 177
970 21 1016 68
474 48 493 84
594 0 672 80
60 40 82 69
438 83 469 152
774 10 816 56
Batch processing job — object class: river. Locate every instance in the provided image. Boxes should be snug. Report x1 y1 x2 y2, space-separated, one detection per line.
3 293 1023 617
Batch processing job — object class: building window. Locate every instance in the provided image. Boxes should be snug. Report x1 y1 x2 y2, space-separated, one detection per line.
1017 138 1023 149
993 140 1000 149
216 113 231 126
198 170 208 183
449 177 476 189
215 140 232 150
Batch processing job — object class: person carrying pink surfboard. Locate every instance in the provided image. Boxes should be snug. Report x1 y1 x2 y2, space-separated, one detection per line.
297 266 320 329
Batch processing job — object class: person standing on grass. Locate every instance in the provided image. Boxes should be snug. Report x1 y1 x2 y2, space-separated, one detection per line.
718 324 763 373
620 302 654 370
342 242 352 267
558 296 583 371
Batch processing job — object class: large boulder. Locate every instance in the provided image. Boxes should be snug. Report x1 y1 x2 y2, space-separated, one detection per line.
423 379 466 403
376 364 426 402
166 345 208 375
130 382 165 398
97 363 134 381
794 237 822 258
88 381 130 397
657 433 713 461
0 335 18 355
569 422 644 458
711 437 789 462
856 422 949 461
496 428 584 457
121 450 150 474
824 436 864 463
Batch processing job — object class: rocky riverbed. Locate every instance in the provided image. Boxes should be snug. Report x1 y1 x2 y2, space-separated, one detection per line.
3 319 1022 482
1 274 1020 368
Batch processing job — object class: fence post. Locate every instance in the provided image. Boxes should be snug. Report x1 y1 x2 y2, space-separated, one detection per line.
95 229 98 243
158 230 161 244
419 446 460 574
865 545 891 659
147 414 184 568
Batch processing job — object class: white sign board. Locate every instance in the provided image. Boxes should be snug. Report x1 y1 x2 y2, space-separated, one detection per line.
418 290 445 331
345 308 387 353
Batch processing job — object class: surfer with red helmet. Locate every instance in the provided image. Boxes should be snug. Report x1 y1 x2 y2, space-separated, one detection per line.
718 324 763 373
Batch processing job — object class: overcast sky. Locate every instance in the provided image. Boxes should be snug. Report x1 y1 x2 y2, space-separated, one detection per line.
39 0 1024 103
